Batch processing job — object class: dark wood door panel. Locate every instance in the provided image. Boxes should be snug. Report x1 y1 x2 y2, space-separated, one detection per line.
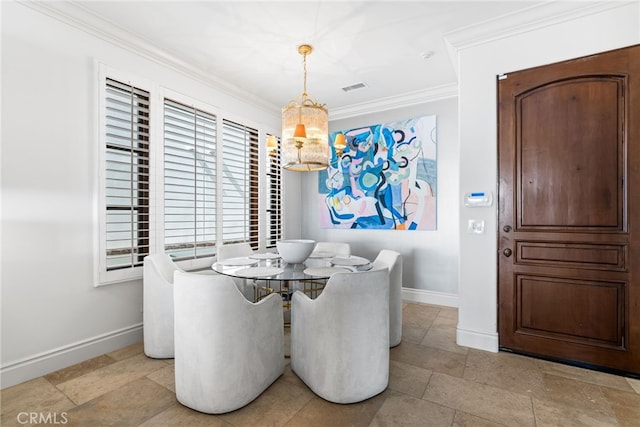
516 275 625 348
498 44 640 375
517 77 625 230
515 241 627 271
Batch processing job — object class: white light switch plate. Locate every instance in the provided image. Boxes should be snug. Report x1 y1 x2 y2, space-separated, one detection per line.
467 219 485 234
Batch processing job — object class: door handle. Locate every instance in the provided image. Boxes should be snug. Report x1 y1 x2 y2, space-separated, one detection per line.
503 248 513 257
503 225 512 232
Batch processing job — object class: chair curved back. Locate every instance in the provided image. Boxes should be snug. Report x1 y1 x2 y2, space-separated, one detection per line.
173 271 284 414
312 241 351 257
372 249 403 347
290 269 389 404
217 242 253 260
143 253 183 358
217 242 255 301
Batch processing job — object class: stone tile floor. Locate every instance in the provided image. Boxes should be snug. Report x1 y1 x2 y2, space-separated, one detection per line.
2 302 639 426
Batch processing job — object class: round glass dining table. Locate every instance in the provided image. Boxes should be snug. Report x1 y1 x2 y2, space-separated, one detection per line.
211 253 372 303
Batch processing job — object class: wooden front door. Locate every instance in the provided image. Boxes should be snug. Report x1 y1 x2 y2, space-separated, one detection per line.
497 44 640 375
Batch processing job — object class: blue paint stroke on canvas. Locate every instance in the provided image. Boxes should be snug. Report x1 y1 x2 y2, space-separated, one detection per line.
318 115 437 230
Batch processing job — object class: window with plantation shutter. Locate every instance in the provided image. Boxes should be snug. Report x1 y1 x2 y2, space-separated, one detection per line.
99 68 283 285
266 136 282 248
163 99 217 261
221 119 259 249
104 78 150 271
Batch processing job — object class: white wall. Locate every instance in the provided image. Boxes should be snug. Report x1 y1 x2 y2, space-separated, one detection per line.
0 2 280 388
301 98 460 305
455 2 640 352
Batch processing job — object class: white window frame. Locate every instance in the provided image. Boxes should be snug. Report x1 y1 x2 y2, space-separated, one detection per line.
96 64 157 285
220 118 259 247
157 89 222 271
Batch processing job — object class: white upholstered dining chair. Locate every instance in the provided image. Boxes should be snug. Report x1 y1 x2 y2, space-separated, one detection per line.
311 241 351 257
143 253 183 359
372 249 403 347
173 271 284 414
217 241 254 260
217 242 256 301
290 269 389 404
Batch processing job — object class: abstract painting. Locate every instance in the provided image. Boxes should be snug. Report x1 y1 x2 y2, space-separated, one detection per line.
318 115 437 230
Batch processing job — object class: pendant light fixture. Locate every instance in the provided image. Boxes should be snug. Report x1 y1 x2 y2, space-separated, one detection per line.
281 44 329 171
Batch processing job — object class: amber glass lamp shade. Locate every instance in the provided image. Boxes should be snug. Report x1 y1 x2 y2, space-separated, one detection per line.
266 134 278 155
333 133 347 157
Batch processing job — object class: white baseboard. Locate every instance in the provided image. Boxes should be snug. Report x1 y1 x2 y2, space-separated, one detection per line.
456 326 499 353
1 323 143 390
401 287 458 308
401 288 500 353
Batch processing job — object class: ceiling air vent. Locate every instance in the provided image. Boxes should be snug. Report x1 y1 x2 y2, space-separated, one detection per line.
341 82 367 92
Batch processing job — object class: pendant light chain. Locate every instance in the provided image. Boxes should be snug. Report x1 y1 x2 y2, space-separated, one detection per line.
302 50 308 100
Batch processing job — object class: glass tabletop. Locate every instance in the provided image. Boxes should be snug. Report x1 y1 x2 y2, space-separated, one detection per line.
212 255 371 280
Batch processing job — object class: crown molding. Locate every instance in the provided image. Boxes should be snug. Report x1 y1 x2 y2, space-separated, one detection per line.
337 1 633 119
445 1 631 50
443 1 634 76
17 0 457 121
329 83 459 121
20 1 628 122
17 0 280 114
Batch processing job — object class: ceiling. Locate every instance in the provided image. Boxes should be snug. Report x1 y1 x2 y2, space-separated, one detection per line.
50 1 561 115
